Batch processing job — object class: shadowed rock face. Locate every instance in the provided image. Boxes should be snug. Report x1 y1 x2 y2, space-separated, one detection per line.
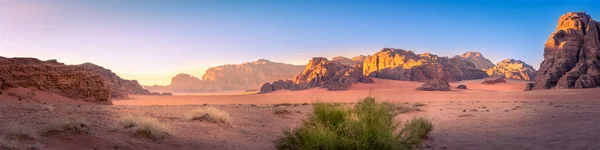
77 63 150 99
145 59 305 93
481 78 507 85
453 52 495 70
259 57 374 93
486 59 536 81
0 57 111 102
363 48 488 82
533 12 600 89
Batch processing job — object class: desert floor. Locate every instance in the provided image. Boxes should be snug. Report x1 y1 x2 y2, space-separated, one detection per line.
2 78 600 150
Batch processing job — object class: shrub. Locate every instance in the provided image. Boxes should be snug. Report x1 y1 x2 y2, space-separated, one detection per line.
119 115 169 139
276 97 433 150
184 108 231 124
39 118 90 135
402 117 434 145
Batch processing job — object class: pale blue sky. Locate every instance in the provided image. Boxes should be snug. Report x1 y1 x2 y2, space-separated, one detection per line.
1 0 599 85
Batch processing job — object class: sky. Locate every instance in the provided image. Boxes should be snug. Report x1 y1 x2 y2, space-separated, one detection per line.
1 0 599 85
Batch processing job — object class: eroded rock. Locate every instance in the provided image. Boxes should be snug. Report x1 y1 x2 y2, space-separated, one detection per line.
416 79 451 91
533 12 600 89
486 59 536 81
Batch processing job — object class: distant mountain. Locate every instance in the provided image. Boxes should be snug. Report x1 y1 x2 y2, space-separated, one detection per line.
453 52 495 70
144 59 305 93
331 55 366 67
486 59 536 81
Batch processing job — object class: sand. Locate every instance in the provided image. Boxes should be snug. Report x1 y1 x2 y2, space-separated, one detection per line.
2 78 600 149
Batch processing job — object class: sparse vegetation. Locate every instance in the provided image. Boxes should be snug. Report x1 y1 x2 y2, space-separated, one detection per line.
5 122 37 140
273 107 291 114
39 118 90 136
119 115 170 139
274 103 292 107
276 97 433 150
184 108 231 124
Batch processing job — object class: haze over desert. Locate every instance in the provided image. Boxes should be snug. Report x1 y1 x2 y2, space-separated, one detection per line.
2 1 600 150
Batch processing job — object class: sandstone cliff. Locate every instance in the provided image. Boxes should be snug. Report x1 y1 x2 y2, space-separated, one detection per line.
77 63 150 99
486 59 536 80
0 57 111 102
260 57 373 93
363 48 488 82
533 12 600 89
453 52 495 70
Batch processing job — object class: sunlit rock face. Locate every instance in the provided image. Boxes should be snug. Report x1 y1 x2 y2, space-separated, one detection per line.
362 48 488 82
259 57 374 93
77 63 151 99
0 57 111 102
453 52 495 70
533 12 600 89
486 59 536 81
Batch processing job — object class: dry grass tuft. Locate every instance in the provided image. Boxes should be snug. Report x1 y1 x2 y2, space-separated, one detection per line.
273 107 291 114
38 118 90 136
184 108 231 124
119 115 170 140
5 122 37 140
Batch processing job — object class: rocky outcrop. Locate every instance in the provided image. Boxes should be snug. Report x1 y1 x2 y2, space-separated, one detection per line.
416 79 451 91
259 57 374 93
486 59 536 80
457 85 468 89
145 59 305 93
453 52 495 70
533 12 600 89
524 83 535 91
481 78 507 85
0 57 111 102
77 63 150 99
363 48 488 82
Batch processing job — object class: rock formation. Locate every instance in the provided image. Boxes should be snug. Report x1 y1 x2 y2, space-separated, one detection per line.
77 63 150 99
481 78 507 85
453 52 495 70
331 55 366 66
457 85 468 89
486 59 536 80
363 48 488 82
145 59 305 93
533 12 600 89
0 57 111 102
259 57 374 93
416 79 451 91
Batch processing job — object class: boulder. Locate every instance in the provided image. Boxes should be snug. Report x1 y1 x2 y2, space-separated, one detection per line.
533 12 600 89
481 78 507 85
0 57 111 102
457 84 468 89
524 83 535 91
416 79 451 91
160 92 173 96
486 59 536 81
363 48 488 82
453 52 495 70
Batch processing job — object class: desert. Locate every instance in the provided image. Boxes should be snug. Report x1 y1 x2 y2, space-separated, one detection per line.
2 1 600 150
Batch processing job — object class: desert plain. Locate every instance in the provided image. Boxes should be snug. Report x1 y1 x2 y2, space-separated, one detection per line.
2 78 600 150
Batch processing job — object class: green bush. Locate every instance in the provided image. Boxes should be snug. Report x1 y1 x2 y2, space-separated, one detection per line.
276 97 433 150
